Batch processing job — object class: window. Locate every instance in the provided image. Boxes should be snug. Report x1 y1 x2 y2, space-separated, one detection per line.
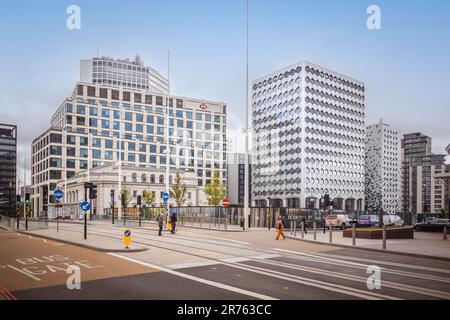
139 154 146 163
214 115 221 123
147 115 154 124
186 111 193 119
80 160 88 170
157 117 164 125
76 117 85 126
102 109 110 118
113 121 120 130
66 115 72 125
159 175 164 184
80 136 88 146
80 148 88 158
136 113 143 122
67 159 76 169
125 112 133 121
113 110 121 119
150 174 156 183
125 122 132 132
149 144 157 153
66 103 73 113
156 96 163 105
89 118 98 127
196 113 202 121
90 138 100 148
67 147 76 157
128 154 135 162
93 149 101 159
147 125 154 134
50 146 62 155
105 139 113 149
50 158 62 168
123 92 131 101
128 142 135 151
101 119 110 129
145 95 152 104
77 105 85 115
136 124 143 132
104 151 113 160
100 88 108 99
205 114 211 122
67 135 76 145
90 107 98 116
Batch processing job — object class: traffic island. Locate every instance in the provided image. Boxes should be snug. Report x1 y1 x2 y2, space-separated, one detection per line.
343 226 414 239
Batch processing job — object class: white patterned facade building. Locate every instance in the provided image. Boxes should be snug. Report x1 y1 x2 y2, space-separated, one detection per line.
365 120 401 214
252 61 366 211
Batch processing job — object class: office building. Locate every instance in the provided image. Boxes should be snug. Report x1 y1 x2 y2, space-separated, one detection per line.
227 153 251 205
0 124 17 216
252 61 366 210
32 59 227 216
80 56 170 94
365 120 401 214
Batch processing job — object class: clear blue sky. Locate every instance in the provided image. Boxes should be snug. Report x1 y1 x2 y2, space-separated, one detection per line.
0 0 449 177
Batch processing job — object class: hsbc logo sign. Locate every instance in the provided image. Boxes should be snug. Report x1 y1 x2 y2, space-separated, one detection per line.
199 103 208 110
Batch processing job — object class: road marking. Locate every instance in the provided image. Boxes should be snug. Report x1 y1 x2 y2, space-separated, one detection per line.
168 261 220 270
250 256 450 300
108 253 278 300
220 261 400 300
182 232 250 245
275 249 450 275
6 265 41 281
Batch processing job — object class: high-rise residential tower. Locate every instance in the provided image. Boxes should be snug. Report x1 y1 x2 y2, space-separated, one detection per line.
0 124 17 216
365 120 401 214
252 61 366 210
401 133 447 214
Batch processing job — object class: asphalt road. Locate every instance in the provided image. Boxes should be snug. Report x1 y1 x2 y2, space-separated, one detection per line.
1 224 450 300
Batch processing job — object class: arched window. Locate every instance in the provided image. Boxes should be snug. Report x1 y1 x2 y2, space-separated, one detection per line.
169 175 173 185
141 174 147 183
132 173 137 183
150 174 155 184
159 175 164 184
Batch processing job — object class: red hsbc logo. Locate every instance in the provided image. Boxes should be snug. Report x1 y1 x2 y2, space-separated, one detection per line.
200 103 208 110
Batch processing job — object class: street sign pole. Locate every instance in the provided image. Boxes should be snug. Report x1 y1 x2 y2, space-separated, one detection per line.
84 184 87 240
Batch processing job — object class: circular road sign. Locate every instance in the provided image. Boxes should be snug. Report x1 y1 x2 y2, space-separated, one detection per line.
162 192 170 202
80 201 91 212
54 189 64 200
222 199 230 208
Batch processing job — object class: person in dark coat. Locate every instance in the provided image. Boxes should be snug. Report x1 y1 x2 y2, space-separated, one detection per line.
170 211 178 234
157 213 164 236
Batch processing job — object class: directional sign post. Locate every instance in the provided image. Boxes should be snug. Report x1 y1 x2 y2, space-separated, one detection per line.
80 201 91 212
123 229 132 249
54 189 64 201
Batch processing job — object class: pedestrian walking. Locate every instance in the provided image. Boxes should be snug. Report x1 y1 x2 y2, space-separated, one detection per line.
157 213 164 236
302 216 307 234
275 216 286 240
170 210 178 234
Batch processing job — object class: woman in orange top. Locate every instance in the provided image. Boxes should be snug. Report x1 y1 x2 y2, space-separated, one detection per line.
276 216 286 240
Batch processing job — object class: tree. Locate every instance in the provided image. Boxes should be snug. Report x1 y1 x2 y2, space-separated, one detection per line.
142 190 156 207
203 171 226 206
170 173 187 207
120 186 132 208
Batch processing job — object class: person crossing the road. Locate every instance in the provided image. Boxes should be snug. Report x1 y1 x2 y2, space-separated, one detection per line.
170 210 178 234
275 216 286 240
157 213 164 236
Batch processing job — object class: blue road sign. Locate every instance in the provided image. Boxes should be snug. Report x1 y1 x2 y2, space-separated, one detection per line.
162 192 170 202
54 189 64 200
124 230 131 237
80 201 91 212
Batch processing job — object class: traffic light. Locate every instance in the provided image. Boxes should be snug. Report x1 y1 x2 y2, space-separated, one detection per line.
324 194 330 207
89 186 97 200
16 195 20 205
137 195 142 206
25 193 30 204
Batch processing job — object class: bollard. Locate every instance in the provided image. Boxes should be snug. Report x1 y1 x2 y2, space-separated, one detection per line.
294 221 297 237
301 221 305 239
139 215 142 227
57 216 59 233
16 215 19 230
313 221 317 240
382 225 387 249
25 214 28 231
329 223 333 243
444 226 448 240
290 221 293 235
352 223 356 246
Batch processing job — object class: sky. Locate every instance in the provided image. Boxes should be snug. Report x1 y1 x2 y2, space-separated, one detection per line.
0 0 449 183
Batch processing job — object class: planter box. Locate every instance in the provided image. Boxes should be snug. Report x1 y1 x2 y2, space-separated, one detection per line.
343 227 414 239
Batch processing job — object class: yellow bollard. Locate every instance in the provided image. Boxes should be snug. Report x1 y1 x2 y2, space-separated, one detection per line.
123 229 132 249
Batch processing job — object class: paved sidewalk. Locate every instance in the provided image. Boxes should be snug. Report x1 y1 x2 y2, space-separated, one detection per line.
21 223 148 253
286 228 450 260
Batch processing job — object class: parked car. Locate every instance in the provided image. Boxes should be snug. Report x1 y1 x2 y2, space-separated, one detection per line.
356 215 380 227
414 218 450 232
383 215 404 227
325 214 355 229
